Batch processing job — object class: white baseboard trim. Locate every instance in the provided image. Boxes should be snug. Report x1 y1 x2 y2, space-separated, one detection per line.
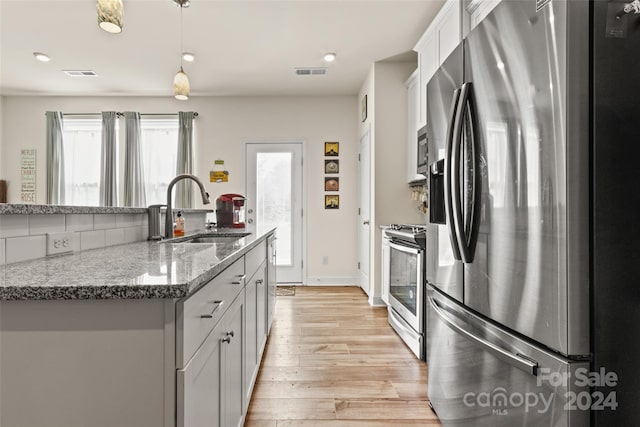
369 296 386 307
304 276 359 286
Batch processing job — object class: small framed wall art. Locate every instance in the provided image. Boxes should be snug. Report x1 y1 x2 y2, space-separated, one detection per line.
325 195 339 209
325 159 339 174
325 177 339 191
324 142 339 157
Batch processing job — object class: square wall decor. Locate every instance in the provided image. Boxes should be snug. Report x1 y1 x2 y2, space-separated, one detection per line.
325 177 339 191
325 195 339 209
324 142 339 157
324 159 339 174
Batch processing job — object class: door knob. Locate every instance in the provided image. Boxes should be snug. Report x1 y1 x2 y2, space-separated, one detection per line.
363 220 370 225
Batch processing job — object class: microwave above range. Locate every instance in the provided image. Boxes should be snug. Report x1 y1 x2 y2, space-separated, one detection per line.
417 124 428 176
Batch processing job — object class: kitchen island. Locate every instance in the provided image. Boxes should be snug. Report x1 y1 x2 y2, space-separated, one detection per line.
0 228 276 427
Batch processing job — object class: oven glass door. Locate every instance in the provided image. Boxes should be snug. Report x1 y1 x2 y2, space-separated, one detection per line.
388 241 423 332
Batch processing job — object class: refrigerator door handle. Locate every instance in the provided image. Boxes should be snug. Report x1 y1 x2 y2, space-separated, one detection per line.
444 88 462 261
452 82 473 263
428 295 539 376
459 82 481 263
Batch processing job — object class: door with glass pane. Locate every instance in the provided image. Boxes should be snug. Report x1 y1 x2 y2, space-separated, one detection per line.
245 143 303 283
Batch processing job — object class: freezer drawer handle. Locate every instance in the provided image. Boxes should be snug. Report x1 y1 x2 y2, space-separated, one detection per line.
428 296 539 376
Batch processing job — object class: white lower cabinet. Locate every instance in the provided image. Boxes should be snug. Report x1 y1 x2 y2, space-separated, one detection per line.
381 230 391 305
267 235 277 333
177 233 276 427
222 292 245 427
177 291 244 427
244 242 269 412
177 315 223 427
256 263 267 354
0 234 277 427
244 271 258 408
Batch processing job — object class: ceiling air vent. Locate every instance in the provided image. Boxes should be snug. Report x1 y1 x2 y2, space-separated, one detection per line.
295 67 327 76
63 70 98 77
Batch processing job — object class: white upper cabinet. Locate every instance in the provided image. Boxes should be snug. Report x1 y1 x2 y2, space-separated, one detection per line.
406 70 423 183
413 0 466 127
466 0 502 32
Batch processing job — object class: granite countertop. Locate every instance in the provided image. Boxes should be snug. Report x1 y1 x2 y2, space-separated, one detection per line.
0 228 274 301
0 203 213 215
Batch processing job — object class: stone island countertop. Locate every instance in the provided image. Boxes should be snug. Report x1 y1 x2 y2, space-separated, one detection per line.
0 203 213 215
0 228 273 301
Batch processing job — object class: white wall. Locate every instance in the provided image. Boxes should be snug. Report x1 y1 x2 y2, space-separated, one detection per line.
0 95 358 283
374 62 424 226
0 96 4 180
357 61 425 304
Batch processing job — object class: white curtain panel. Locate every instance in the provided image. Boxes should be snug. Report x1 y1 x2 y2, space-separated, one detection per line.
46 111 65 205
175 111 196 208
123 112 147 207
100 111 118 206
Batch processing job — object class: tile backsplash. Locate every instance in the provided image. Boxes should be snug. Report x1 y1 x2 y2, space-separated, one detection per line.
0 213 148 265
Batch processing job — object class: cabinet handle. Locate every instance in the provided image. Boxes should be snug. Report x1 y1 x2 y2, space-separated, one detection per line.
222 336 231 344
231 274 246 285
225 330 235 338
200 300 224 319
256 279 264 285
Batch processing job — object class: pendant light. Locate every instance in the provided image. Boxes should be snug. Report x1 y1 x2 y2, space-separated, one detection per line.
173 0 190 100
97 0 124 34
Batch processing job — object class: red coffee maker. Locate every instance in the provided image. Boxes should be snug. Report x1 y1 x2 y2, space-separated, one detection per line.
215 194 246 228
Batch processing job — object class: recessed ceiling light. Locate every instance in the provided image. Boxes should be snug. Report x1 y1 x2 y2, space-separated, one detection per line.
33 52 51 62
323 52 336 62
182 52 195 62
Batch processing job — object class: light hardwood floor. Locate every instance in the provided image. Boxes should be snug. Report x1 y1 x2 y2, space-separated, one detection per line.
245 286 441 427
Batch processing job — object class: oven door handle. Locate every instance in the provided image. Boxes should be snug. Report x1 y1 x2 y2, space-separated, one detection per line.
388 241 421 255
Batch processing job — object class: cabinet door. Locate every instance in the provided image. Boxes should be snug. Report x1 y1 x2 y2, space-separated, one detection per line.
244 277 257 409
177 322 223 427
467 0 501 31
222 293 244 427
417 33 437 127
406 71 424 183
266 235 277 334
255 264 267 354
381 233 391 305
437 1 461 65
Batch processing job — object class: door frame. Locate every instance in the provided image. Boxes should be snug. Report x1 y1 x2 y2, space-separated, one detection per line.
244 139 307 284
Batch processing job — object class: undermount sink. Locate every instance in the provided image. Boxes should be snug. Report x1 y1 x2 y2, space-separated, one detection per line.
167 232 251 244
184 235 248 244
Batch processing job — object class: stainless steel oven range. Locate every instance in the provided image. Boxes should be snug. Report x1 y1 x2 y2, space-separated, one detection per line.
383 224 426 360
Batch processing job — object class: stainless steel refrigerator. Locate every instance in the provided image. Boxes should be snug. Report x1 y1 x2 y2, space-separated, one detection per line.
425 1 640 426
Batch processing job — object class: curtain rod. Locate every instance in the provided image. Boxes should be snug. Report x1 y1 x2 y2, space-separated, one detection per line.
57 112 199 117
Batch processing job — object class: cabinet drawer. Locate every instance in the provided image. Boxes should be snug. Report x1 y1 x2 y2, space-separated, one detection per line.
177 258 245 368
245 240 266 282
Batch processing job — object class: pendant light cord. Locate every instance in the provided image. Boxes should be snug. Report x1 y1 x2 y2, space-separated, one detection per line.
180 3 184 70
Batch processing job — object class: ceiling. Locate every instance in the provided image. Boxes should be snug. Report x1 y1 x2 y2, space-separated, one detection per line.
0 0 445 97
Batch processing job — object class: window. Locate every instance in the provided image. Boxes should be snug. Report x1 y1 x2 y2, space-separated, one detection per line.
140 118 179 205
62 119 104 206
58 115 180 206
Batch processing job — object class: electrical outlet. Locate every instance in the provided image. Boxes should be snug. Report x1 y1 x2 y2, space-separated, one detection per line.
47 232 75 256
